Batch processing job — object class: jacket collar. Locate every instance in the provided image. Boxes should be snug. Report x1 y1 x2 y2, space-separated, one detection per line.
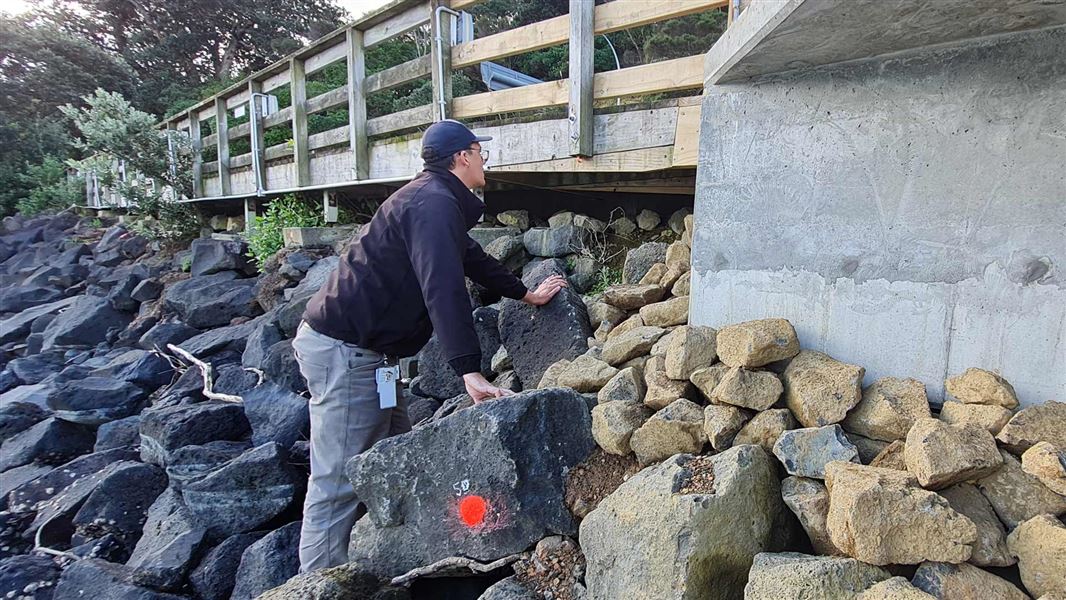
422 164 484 230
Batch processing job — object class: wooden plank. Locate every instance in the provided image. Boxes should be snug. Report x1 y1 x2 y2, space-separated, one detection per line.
231 153 253 169
228 121 251 140
452 14 568 68
308 125 351 151
593 55 704 100
214 97 231 195
347 28 369 180
196 105 214 124
366 104 435 136
202 133 218 147
262 106 293 130
264 142 294 161
262 68 291 94
290 58 310 187
595 0 727 34
450 0 483 9
568 0 594 157
225 89 250 110
365 55 431 94
304 40 347 75
490 146 674 173
451 79 567 119
306 87 348 115
187 109 203 198
673 104 701 167
430 0 452 120
364 1 430 47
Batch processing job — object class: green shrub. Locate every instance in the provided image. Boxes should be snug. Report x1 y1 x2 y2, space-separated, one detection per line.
589 266 622 296
246 194 323 270
15 157 84 216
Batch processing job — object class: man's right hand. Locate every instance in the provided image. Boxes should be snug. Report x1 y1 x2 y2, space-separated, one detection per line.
463 372 515 404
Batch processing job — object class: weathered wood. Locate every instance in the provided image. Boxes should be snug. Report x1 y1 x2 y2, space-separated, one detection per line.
187 110 203 198
594 55 704 99
364 1 430 48
306 87 348 115
553 176 696 195
228 121 251 140
261 68 291 96
225 89 250 110
214 97 231 195
366 104 435 136
596 0 727 34
248 80 267 193
490 146 673 173
347 28 369 180
202 133 218 147
304 41 347 75
451 80 567 119
264 142 294 161
290 57 310 187
568 0 594 157
452 14 568 69
673 104 701 167
430 0 452 120
364 55 432 94
262 106 293 130
309 125 351 151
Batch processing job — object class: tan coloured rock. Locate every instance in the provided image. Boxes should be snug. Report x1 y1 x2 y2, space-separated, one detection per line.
824 462 977 565
870 440 908 471
904 418 1003 490
602 284 666 311
716 318 800 368
619 354 650 373
601 326 666 366
997 401 1066 455
606 314 644 341
780 476 840 555
593 320 612 343
663 325 716 380
1008 514 1066 598
639 263 667 286
556 355 619 393
711 367 783 411
744 552 890 599
597 366 645 405
842 377 931 442
945 368 1019 409
664 240 690 271
976 450 1066 529
591 401 654 456
938 400 1014 436
587 301 627 328
703 404 751 451
629 398 706 465
733 408 798 452
650 326 684 357
672 270 691 296
938 483 1014 567
784 350 865 428
690 364 730 403
538 359 571 388
911 562 1030 600
638 296 689 327
658 264 686 290
643 356 694 410
1021 442 1066 496
858 577 935 600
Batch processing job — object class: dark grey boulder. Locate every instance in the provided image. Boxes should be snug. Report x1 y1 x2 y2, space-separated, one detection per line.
137 320 200 351
1 385 55 414
107 273 145 312
213 364 260 396
0 554 60 600
240 316 284 369
164 440 251 491
241 383 309 447
130 278 162 303
93 225 128 255
261 340 304 393
95 415 142 451
48 243 91 269
621 241 667 284
40 295 133 351
139 401 250 466
5 448 137 516
182 442 301 539
568 256 600 294
485 235 531 274
47 377 149 425
416 307 500 400
89 349 174 391
7 353 65 385
479 576 539 600
0 285 64 313
345 388 595 578
498 260 592 388
73 462 168 551
26 458 141 545
126 487 208 591
176 318 258 357
162 272 259 329
189 238 254 277
114 316 159 349
256 562 406 600
0 401 50 442
523 225 587 258
189 532 267 600
0 296 78 345
229 521 302 600
274 256 337 337
21 265 63 287
0 370 19 395
0 417 95 471
0 463 51 507
407 397 442 427
120 234 149 259
53 557 187 600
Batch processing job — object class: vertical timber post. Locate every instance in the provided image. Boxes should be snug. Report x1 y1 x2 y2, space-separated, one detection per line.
244 198 258 235
247 80 267 195
214 97 231 196
568 0 594 157
346 27 369 180
187 109 203 198
323 190 338 223
430 1 453 122
290 57 311 187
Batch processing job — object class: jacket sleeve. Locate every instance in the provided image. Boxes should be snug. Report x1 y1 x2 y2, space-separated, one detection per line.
401 194 482 376
463 237 528 301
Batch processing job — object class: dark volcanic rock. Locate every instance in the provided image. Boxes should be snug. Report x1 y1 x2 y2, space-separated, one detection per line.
26 458 141 544
182 442 300 539
261 340 304 393
229 521 302 600
621 241 667 284
240 316 284 369
213 364 260 396
164 440 251 491
53 557 186 600
130 278 163 303
89 349 174 391
6 448 137 515
498 260 592 388
40 295 133 351
0 417 95 471
0 285 64 313
189 532 266 600
177 319 258 357
189 238 254 277
162 271 259 329
139 401 251 466
94 415 142 451
126 487 208 591
345 388 595 578
46 376 149 425
0 554 61 600
0 463 51 507
137 320 200 351
523 225 587 258
6 353 65 385
0 401 50 442
241 382 309 447
73 462 168 550
107 273 145 311
0 296 78 345
416 306 500 400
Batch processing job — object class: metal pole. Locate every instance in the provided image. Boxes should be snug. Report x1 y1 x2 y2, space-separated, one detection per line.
434 5 462 122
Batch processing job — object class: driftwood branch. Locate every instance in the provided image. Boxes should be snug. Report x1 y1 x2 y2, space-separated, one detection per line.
166 343 243 403
390 553 528 587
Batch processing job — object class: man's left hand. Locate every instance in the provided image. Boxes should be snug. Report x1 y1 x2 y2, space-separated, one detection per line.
522 275 568 306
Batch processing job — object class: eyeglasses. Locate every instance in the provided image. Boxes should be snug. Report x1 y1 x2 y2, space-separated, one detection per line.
466 148 489 164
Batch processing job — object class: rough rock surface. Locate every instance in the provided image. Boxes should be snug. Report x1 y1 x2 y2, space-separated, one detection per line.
0 554 61 600
841 377 930 442
711 367 783 411
870 440 908 471
903 418 1002 490
629 398 706 466
602 284 666 311
945 368 1019 409
773 425 860 479
642 356 694 410
126 487 208 590
911 561 1031 600
638 296 689 327
783 350 865 428
858 577 936 600
0 417 95 471
556 354 618 393
996 401 1066 455
241 382 310 448
663 325 716 380
601 326 665 366
733 408 797 452
938 401 1013 435
937 483 1014 567
690 363 730 401
744 552 890 600
523 225 586 258
345 389 595 578
40 294 133 351
591 400 653 456
189 532 266 600
162 271 259 329
230 521 302 600
780 477 840 555
975 450 1066 529
581 447 792 600
52 558 186 600
703 404 750 451
596 366 645 404
621 242 667 284
416 306 501 399
1021 442 1066 496
1007 514 1066 599
715 318 799 368
257 562 400 600
139 401 251 466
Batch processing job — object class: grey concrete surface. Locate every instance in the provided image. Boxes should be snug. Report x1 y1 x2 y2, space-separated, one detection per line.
692 26 1066 406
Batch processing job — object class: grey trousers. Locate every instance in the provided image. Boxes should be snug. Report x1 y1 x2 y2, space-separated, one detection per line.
292 321 410 573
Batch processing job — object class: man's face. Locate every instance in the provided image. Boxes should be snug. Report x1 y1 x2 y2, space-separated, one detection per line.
461 142 488 188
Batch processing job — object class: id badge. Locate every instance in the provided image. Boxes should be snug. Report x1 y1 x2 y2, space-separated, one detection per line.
375 365 400 409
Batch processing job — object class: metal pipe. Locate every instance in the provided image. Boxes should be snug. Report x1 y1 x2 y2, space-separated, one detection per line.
433 5 462 121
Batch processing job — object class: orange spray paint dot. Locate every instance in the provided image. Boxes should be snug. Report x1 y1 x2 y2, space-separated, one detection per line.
458 495 488 527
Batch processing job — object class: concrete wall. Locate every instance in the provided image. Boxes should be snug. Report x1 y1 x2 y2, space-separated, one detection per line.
691 26 1066 406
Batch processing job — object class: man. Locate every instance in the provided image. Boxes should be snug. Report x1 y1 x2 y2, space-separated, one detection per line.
293 119 567 572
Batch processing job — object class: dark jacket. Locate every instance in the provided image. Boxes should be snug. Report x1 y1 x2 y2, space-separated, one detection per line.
302 165 527 375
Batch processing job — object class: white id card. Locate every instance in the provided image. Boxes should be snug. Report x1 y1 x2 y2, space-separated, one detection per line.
375 365 400 409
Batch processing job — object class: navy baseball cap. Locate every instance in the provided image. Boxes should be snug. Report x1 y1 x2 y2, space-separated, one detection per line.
421 119 492 163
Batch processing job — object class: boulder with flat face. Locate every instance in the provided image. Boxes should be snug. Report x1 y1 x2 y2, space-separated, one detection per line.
0 417 95 471
911 562 1030 600
773 425 860 479
417 306 501 400
937 483 1013 567
996 401 1066 455
52 558 187 600
126 487 209 591
784 350 865 428
40 294 133 351
937 401 1013 436
1007 514 1066 599
780 477 840 555
711 367 783 411
945 368 1019 409
229 522 302 600
841 377 930 442
1021 442 1066 496
975 450 1066 529
744 552 890 600
621 242 667 284
162 271 259 329
629 398 706 466
716 318 799 368
904 418 1002 490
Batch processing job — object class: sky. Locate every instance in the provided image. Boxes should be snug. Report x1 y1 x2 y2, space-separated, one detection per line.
0 0 392 19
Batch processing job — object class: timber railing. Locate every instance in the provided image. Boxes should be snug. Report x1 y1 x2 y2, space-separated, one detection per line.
91 0 731 212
